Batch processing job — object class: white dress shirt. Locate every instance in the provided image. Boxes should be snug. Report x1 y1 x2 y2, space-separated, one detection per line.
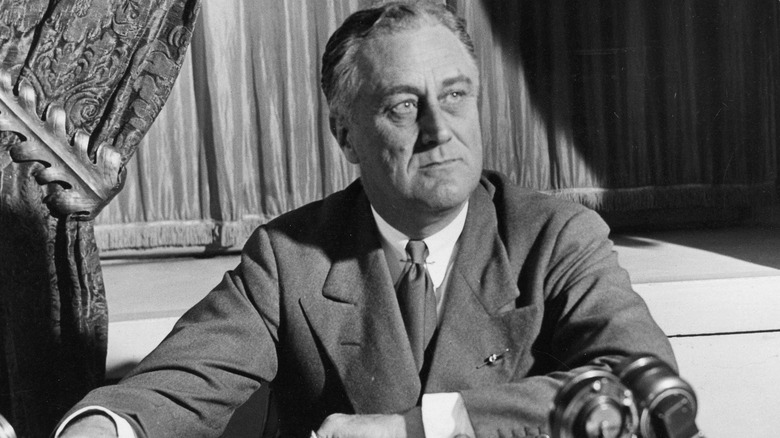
370 203 468 314
371 203 476 438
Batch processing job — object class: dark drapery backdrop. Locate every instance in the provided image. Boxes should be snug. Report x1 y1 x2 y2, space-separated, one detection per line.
0 0 199 435
465 0 779 219
94 0 779 251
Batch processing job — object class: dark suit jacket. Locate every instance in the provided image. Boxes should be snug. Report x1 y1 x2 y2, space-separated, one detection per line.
71 171 675 437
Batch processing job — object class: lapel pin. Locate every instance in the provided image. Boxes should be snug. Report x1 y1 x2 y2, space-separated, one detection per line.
477 348 510 369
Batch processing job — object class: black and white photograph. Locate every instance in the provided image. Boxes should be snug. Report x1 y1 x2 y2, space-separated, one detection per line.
0 1 778 437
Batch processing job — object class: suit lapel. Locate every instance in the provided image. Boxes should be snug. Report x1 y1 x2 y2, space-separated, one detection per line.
299 191 421 414
300 179 539 408
425 181 539 392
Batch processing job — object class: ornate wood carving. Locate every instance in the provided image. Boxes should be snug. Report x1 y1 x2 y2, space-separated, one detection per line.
0 70 124 219
0 0 199 220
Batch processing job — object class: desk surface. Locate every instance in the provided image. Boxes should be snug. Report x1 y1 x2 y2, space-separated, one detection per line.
101 224 780 437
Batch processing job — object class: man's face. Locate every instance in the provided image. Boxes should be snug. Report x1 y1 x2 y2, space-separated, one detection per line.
335 24 483 234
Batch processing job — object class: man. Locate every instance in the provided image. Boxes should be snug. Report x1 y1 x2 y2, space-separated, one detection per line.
57 2 675 437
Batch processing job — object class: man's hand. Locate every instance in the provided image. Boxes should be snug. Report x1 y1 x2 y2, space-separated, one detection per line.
58 413 118 438
314 407 424 438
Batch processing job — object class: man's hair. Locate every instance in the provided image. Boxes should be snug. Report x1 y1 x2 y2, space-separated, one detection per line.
321 1 476 121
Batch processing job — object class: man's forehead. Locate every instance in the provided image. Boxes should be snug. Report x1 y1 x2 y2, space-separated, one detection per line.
367 64 477 94
356 24 479 93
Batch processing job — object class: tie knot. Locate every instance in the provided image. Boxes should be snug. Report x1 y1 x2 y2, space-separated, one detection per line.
405 240 428 265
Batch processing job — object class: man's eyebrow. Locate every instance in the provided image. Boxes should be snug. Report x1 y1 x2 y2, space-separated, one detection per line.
380 75 474 97
381 84 422 96
441 75 473 88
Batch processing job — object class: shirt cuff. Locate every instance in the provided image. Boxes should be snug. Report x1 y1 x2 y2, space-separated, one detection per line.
54 406 136 438
421 392 476 438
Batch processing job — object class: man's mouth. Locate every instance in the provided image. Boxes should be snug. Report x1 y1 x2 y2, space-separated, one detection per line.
421 158 460 168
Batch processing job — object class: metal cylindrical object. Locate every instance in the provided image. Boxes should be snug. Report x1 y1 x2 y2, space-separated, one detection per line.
552 367 639 438
617 355 700 438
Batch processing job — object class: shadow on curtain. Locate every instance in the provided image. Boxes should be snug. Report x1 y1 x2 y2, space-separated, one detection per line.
465 0 779 224
0 0 199 435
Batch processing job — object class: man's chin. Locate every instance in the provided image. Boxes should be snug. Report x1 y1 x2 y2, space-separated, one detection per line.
414 186 473 214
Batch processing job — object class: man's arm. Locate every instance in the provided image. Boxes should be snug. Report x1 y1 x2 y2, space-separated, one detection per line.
58 227 282 438
459 208 675 436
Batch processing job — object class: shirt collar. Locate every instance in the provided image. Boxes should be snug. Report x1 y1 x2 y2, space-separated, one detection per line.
371 202 469 288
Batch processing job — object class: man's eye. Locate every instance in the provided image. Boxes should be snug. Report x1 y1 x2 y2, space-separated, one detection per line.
442 91 465 105
389 100 418 116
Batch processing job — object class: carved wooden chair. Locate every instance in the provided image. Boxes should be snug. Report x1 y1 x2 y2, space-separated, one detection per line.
0 0 199 435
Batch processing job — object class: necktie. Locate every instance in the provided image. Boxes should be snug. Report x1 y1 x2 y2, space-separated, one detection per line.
396 240 438 371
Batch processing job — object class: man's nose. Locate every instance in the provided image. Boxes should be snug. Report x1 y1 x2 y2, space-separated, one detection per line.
418 103 453 147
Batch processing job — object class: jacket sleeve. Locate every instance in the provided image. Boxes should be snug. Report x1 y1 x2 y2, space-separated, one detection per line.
460 208 676 438
59 227 282 438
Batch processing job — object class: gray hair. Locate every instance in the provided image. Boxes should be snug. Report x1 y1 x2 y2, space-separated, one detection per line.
321 1 476 121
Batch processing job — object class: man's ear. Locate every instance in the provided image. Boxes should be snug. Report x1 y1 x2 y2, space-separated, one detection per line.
330 115 359 164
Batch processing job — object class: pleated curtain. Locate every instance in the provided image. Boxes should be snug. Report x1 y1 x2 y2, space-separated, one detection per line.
95 0 780 250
